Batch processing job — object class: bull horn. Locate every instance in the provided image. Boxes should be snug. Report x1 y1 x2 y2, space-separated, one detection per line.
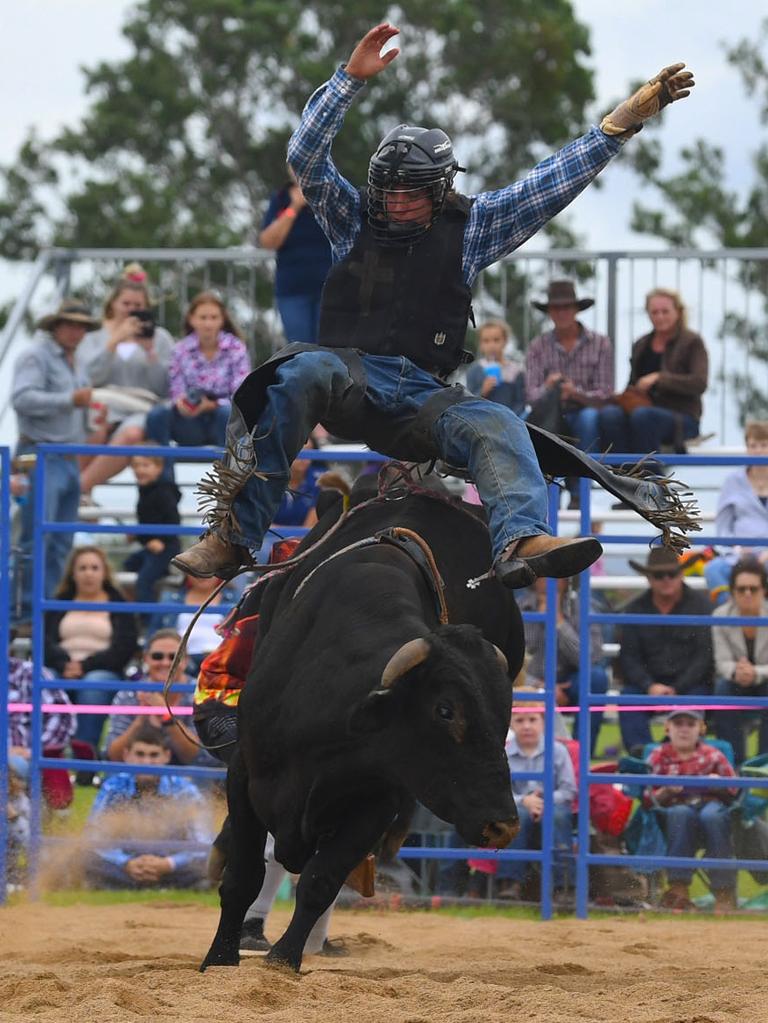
380 638 431 689
492 644 509 673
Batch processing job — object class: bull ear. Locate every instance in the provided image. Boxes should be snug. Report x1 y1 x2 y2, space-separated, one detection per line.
348 689 396 735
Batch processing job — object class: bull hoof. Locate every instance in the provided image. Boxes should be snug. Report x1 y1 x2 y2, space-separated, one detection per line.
200 944 240 972
264 946 301 973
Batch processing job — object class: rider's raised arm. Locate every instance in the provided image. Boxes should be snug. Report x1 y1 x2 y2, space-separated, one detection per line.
286 68 364 260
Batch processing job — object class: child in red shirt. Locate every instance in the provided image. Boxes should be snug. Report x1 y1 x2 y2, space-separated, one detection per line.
646 709 738 911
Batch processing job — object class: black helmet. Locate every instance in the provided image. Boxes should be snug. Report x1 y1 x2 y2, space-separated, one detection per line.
367 125 462 245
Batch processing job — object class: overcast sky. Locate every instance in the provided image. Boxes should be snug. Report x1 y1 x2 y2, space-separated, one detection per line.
0 1 763 251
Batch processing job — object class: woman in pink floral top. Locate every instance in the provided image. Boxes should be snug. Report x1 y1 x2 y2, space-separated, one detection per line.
146 292 251 448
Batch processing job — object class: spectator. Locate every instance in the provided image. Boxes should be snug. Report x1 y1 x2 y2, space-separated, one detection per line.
705 421 768 605
646 709 737 912
599 287 707 456
618 547 713 755
495 693 576 898
149 576 235 676
105 628 208 767
273 435 328 532
712 558 768 765
259 168 333 343
11 298 100 625
519 577 609 755
123 455 181 614
78 263 175 500
83 723 212 890
145 291 250 449
8 656 76 759
7 754 31 888
44 546 138 755
465 320 526 416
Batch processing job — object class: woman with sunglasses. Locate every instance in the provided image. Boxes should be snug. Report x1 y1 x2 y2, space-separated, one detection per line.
712 558 768 765
104 629 204 766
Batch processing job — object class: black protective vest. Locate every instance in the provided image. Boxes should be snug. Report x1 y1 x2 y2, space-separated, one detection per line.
318 192 475 376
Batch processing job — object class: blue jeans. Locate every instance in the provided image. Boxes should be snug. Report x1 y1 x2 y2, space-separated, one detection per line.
124 544 179 609
562 407 601 454
561 664 609 755
146 403 230 448
84 850 206 889
277 292 323 344
67 669 120 751
225 352 550 561
659 801 736 890
598 404 698 454
496 803 574 887
619 683 712 754
13 446 80 625
713 676 768 766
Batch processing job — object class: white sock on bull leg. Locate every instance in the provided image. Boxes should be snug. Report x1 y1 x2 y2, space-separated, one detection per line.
303 900 335 955
244 835 286 923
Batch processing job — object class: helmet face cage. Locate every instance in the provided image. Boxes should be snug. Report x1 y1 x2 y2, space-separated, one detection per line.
367 128 459 245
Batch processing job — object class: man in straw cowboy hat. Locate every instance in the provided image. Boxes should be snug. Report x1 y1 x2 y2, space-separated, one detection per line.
11 298 100 625
618 546 713 755
173 22 698 587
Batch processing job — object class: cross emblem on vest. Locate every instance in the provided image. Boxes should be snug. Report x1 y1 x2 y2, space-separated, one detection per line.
347 250 395 316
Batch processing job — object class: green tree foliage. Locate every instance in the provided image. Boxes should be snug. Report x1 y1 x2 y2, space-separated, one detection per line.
624 21 768 421
0 0 595 259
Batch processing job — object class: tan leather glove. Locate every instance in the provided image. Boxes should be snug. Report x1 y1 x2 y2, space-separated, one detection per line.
600 63 695 138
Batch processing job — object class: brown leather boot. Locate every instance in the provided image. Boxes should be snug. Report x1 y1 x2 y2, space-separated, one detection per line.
494 534 603 589
172 533 253 580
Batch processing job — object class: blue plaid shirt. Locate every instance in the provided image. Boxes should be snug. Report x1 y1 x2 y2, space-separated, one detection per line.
287 67 624 284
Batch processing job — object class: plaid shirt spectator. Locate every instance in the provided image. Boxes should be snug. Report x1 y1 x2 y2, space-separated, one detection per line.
526 326 614 405
287 68 623 284
8 656 76 751
168 331 251 404
646 741 738 807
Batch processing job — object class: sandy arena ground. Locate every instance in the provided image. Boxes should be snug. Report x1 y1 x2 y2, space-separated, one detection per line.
1 902 767 1023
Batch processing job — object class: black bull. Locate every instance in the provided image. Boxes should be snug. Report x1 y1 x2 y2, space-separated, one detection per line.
201 486 525 973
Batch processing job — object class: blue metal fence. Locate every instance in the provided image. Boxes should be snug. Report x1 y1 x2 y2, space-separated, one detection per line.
6 443 768 915
0 446 11 904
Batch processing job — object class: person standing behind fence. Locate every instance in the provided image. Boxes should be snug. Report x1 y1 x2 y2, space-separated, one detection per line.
599 288 707 457
465 320 526 416
145 292 251 450
78 263 175 501
11 299 100 627
123 454 181 615
712 558 768 765
704 421 768 605
617 547 713 755
44 546 138 759
259 168 333 343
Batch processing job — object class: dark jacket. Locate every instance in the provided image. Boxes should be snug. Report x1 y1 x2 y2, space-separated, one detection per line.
628 327 708 420
44 584 138 676
618 583 713 695
136 479 181 546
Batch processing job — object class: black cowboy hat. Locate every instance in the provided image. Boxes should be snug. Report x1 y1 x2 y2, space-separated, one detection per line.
36 299 101 332
532 279 594 313
628 546 682 575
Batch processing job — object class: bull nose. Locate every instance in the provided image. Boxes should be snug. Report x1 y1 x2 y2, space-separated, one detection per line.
482 817 520 849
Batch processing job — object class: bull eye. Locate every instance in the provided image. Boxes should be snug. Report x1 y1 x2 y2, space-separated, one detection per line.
435 702 454 722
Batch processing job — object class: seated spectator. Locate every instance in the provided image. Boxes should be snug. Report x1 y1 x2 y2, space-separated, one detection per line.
11 298 100 625
83 723 212 890
149 576 235 675
465 320 526 416
712 558 768 765
78 264 175 500
105 629 212 767
7 754 31 888
599 288 707 457
123 455 181 614
646 709 737 912
519 577 608 755
495 694 576 899
259 168 333 343
145 292 250 450
44 546 138 754
705 421 768 605
8 656 76 761
618 547 713 755
274 436 327 529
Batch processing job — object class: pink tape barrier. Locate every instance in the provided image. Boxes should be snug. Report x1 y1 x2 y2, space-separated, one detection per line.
6 703 763 715
8 703 193 715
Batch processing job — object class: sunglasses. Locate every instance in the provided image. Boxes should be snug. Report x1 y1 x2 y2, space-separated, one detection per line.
148 651 176 662
734 584 762 594
648 570 680 580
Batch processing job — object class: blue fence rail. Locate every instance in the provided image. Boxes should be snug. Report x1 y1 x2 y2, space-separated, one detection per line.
4 443 768 917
